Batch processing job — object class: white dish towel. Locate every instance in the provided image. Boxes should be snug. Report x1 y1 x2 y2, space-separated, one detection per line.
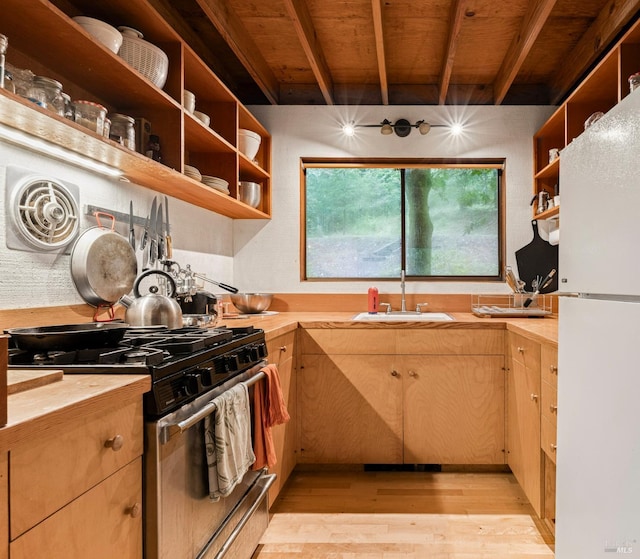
204 383 256 501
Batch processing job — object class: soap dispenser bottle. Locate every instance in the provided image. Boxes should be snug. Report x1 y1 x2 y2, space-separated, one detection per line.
368 287 378 313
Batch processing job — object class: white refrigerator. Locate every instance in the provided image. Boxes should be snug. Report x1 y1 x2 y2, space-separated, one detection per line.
556 89 640 557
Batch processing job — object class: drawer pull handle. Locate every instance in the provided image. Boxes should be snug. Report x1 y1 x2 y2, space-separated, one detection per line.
280 346 287 352
530 393 539 401
550 365 558 374
550 404 558 412
391 370 399 377
517 346 525 353
127 502 142 518
104 434 124 452
550 443 557 451
408 370 417 378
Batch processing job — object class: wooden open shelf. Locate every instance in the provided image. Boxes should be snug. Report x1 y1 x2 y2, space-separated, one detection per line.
532 15 640 220
0 0 272 219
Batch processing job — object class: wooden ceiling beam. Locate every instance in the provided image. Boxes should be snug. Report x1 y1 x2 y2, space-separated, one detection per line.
194 0 280 104
283 0 335 105
493 0 557 105
550 1 640 104
438 0 466 105
371 0 389 105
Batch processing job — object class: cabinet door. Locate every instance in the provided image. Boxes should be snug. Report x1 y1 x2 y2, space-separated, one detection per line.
266 331 297 505
403 356 505 464
507 356 542 515
10 458 142 559
298 354 402 463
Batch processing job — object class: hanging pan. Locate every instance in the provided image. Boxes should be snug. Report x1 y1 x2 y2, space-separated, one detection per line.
70 212 138 308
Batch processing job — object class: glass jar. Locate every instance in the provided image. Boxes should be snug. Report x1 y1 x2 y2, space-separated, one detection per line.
103 117 111 139
27 76 65 116
629 73 640 93
73 100 107 135
5 63 34 98
61 92 74 120
109 113 136 150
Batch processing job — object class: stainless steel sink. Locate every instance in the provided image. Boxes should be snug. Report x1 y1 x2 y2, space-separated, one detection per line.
352 311 454 322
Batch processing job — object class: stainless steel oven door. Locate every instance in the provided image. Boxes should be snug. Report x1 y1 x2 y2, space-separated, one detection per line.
144 362 275 559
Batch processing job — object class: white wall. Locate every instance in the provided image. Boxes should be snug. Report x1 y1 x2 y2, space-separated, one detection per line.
234 104 555 295
0 141 234 309
0 103 556 310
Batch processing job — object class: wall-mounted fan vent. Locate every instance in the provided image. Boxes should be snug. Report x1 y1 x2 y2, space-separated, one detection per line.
5 167 80 253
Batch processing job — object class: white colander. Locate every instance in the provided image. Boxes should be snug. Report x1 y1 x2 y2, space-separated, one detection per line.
117 26 168 89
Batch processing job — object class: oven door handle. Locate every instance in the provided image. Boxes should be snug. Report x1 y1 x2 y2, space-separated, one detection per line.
197 470 277 559
160 370 266 444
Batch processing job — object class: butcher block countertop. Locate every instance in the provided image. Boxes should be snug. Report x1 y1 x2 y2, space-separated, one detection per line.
0 374 150 451
223 311 558 346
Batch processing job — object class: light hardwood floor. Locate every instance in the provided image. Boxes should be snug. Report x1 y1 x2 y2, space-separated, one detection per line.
254 468 554 558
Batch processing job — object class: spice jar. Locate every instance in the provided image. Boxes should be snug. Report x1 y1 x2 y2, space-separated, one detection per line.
109 113 136 150
27 76 65 116
146 134 163 162
73 100 107 135
629 73 640 93
103 117 111 139
61 92 74 120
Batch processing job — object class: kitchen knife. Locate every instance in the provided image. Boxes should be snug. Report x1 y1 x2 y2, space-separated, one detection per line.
128 201 136 250
149 196 158 267
156 202 165 261
523 268 556 307
164 195 172 259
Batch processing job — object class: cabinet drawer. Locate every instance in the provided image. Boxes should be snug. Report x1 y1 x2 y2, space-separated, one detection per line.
300 329 396 354
541 343 558 388
508 332 541 371
267 331 296 366
541 380 558 427
10 457 142 559
397 329 504 355
10 398 143 538
541 415 557 464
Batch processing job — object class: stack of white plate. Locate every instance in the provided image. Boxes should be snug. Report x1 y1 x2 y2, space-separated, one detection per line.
201 175 229 194
184 165 202 182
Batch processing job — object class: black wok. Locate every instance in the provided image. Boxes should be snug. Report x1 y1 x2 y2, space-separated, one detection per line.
7 322 129 352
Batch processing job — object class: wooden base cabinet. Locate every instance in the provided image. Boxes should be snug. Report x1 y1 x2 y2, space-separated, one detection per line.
299 328 505 465
265 330 297 505
506 332 543 517
9 398 144 558
540 343 558 533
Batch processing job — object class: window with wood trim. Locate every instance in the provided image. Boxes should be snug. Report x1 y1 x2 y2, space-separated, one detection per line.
301 158 505 281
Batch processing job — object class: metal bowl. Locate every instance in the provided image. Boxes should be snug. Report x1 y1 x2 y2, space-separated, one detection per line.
239 181 261 208
229 293 273 314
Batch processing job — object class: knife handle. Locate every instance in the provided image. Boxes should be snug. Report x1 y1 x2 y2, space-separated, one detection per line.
166 235 172 259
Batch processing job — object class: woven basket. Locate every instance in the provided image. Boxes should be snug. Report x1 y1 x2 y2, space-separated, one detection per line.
117 27 168 89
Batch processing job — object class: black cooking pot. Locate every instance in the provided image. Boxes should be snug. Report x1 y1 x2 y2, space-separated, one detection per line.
178 290 218 316
7 322 129 352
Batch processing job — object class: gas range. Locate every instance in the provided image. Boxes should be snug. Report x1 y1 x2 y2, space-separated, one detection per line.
7 326 267 416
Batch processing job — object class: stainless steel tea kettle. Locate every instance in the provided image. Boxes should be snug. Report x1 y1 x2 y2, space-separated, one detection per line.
120 269 183 329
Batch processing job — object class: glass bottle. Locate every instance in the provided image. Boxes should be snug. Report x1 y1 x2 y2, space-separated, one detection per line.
146 134 163 163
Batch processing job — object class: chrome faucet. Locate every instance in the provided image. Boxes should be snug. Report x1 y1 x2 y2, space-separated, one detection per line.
400 269 407 312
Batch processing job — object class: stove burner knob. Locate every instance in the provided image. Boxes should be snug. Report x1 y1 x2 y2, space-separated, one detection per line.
198 368 213 387
248 346 261 361
257 343 267 359
183 373 201 396
225 354 240 372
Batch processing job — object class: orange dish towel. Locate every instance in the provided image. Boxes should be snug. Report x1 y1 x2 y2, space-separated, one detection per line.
252 364 291 470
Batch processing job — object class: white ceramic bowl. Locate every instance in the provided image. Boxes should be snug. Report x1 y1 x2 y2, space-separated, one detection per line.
183 90 196 114
238 129 261 160
239 181 261 208
193 110 210 127
73 16 123 54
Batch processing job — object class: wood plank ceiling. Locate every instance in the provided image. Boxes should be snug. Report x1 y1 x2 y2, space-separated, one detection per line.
151 0 640 105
